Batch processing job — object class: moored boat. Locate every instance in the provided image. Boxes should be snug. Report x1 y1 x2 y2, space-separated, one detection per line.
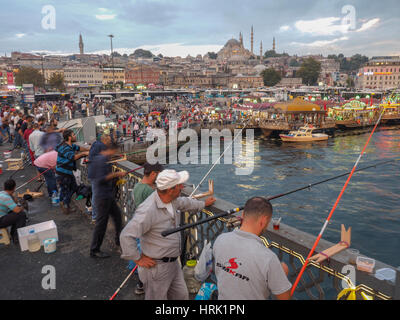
258 97 335 137
279 124 329 142
380 91 400 124
331 100 380 129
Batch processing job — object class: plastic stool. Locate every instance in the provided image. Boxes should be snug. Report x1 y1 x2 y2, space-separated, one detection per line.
0 228 11 245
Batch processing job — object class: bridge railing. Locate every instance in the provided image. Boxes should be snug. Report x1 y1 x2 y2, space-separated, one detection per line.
78 159 400 300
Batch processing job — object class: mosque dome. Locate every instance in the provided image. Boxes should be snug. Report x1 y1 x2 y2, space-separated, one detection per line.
224 39 241 48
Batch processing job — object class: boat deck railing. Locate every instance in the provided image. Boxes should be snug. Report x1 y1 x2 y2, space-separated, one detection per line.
78 158 400 300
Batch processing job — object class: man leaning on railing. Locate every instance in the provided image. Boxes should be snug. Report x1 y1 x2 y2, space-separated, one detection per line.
213 197 292 300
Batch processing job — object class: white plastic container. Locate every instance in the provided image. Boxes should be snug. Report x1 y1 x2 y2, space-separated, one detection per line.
17 220 58 252
27 230 41 252
356 256 375 273
3 151 11 159
375 268 396 283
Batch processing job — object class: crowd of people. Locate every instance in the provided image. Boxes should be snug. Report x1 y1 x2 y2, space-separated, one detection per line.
0 96 292 301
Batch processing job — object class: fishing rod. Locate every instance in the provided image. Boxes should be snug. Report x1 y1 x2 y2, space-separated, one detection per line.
109 265 138 300
9 156 34 179
160 157 398 237
189 120 250 198
64 122 79 130
290 110 385 297
15 167 52 192
74 118 91 136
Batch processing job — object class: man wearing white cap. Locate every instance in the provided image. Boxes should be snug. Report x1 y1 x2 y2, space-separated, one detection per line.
120 169 216 300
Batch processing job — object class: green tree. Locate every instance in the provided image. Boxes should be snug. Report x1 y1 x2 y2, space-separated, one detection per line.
297 58 321 86
130 49 154 58
207 52 217 59
116 81 124 89
264 50 289 58
289 59 300 67
261 68 282 87
15 66 44 88
48 72 65 91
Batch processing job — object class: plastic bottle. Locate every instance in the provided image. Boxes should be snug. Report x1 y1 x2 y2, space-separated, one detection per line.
183 260 202 294
27 229 41 253
51 191 59 207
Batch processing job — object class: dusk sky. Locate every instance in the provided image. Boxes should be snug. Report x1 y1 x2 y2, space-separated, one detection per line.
1 0 399 57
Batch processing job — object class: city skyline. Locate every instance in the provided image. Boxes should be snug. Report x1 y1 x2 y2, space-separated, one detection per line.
0 0 399 58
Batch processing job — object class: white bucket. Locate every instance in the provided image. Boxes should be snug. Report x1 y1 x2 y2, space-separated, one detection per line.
43 238 57 253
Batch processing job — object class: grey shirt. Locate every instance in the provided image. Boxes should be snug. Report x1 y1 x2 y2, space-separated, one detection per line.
120 191 205 261
29 129 45 157
213 229 292 300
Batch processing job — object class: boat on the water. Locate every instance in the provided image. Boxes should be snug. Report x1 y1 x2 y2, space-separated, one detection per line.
280 124 329 142
331 100 380 129
380 91 400 124
258 97 335 137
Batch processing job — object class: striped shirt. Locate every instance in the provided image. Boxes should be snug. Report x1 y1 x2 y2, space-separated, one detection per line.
0 191 17 218
55 142 80 176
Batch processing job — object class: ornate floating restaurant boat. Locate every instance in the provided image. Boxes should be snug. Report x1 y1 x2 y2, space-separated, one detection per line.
280 124 329 142
380 91 400 124
258 97 335 137
331 100 380 129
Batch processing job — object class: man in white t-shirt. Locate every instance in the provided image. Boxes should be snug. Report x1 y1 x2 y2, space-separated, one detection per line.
213 197 292 300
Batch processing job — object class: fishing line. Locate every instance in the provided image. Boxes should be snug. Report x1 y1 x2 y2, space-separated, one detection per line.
290 110 385 297
161 156 398 237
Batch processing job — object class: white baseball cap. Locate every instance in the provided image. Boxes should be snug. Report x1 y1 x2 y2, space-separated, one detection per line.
156 169 189 190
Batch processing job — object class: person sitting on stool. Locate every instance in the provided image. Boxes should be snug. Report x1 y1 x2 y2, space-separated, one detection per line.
0 179 27 244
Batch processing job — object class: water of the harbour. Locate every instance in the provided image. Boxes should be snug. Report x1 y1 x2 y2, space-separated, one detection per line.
169 127 400 269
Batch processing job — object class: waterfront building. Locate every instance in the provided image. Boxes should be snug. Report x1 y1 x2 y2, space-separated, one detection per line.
229 74 264 89
0 69 14 89
125 64 160 86
277 77 303 88
102 66 125 85
357 56 400 90
64 65 103 87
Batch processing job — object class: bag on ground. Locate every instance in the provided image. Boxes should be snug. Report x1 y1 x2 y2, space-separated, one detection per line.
194 240 213 282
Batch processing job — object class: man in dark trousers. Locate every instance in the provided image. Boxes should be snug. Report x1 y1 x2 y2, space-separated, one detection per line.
0 179 26 244
90 143 127 258
88 133 112 223
55 129 89 214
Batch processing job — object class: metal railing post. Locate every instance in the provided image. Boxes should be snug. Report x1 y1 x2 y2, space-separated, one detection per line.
395 267 400 300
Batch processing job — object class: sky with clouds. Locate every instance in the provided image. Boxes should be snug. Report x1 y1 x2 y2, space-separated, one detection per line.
0 0 399 58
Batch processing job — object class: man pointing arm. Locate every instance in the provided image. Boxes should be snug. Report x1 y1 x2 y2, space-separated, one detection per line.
120 169 215 300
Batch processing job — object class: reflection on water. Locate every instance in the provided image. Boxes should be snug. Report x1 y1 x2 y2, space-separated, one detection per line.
168 130 400 267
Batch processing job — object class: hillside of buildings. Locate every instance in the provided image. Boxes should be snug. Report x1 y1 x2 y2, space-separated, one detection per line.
1 33 399 93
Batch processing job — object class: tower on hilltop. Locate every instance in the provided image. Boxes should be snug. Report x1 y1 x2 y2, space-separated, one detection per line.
79 33 84 55
251 26 254 54
239 32 243 47
260 41 263 62
273 37 276 51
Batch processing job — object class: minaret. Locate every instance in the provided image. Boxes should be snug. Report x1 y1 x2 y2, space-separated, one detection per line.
251 26 254 54
273 37 276 51
239 32 243 47
260 41 263 62
79 33 84 55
